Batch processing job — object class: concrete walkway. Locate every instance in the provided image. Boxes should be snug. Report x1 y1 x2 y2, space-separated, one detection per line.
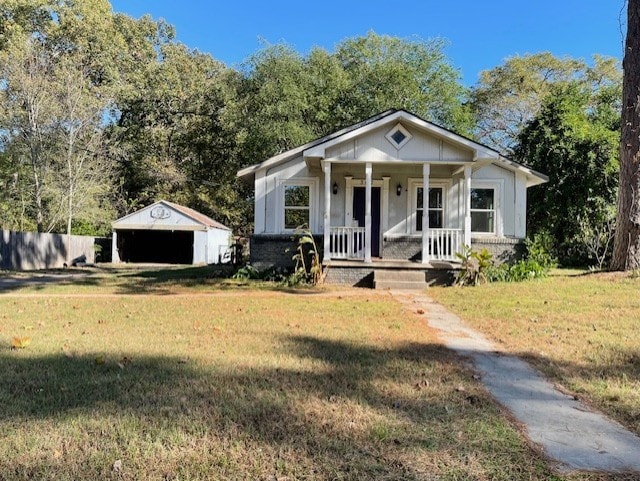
392 291 640 474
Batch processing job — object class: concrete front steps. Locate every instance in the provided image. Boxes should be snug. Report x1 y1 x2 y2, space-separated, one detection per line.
323 259 459 287
374 269 429 290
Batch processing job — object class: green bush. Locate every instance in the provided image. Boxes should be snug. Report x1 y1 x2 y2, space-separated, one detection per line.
484 262 510 282
232 265 261 280
455 246 494 286
508 259 549 281
525 231 557 270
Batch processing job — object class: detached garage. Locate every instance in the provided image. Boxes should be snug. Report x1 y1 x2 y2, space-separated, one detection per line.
111 200 232 265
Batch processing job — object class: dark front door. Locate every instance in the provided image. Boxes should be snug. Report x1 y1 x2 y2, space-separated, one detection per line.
353 187 381 257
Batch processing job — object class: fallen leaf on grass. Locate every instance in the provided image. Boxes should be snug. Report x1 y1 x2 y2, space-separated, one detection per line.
11 337 31 349
414 379 429 390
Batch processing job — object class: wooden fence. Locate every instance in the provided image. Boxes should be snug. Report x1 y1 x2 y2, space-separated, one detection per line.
0 230 99 270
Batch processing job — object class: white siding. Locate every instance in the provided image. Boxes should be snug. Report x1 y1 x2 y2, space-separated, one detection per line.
473 164 516 237
254 170 267 234
325 124 474 162
326 140 355 159
259 155 321 234
193 230 207 263
208 228 232 264
514 172 527 238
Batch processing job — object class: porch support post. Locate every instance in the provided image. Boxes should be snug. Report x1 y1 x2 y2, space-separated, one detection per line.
323 161 331 262
421 163 431 264
364 162 372 263
464 165 472 248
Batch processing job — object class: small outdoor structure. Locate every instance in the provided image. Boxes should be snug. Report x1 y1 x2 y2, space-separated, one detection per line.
111 200 232 265
237 109 548 286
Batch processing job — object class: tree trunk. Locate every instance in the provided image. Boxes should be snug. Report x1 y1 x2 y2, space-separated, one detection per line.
611 0 640 270
31 146 45 233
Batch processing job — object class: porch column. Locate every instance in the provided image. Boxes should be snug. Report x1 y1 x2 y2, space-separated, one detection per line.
323 162 331 262
364 162 372 263
464 165 472 247
421 163 431 264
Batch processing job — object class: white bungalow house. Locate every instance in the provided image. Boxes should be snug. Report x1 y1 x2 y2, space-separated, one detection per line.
237 110 547 286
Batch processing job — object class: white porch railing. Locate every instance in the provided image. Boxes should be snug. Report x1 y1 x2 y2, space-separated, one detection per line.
427 228 463 261
328 226 463 262
329 226 366 259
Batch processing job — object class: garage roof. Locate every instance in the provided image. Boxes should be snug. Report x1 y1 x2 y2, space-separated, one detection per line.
112 200 231 231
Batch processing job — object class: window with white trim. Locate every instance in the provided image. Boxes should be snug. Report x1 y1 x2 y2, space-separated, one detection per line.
416 187 444 231
283 183 310 230
470 188 495 234
407 179 446 233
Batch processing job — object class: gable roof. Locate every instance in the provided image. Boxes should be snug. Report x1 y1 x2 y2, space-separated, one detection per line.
113 200 231 231
237 109 548 187
236 109 396 178
162 201 231 230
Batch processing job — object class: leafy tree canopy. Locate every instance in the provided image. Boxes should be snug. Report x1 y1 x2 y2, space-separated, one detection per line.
471 52 621 154
0 1 624 248
515 81 619 265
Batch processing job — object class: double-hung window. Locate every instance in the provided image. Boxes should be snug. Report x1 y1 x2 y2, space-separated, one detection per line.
470 188 495 234
415 186 444 232
283 184 310 230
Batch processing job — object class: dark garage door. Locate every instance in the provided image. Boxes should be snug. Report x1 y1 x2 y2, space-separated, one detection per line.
117 230 194 264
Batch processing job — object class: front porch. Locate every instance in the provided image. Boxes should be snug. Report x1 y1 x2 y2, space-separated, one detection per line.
328 226 464 262
321 160 473 264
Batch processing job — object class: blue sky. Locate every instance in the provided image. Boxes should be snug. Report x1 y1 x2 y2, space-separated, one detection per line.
109 1 626 86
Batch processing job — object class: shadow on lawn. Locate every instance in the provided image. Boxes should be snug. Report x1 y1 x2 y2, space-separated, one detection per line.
113 265 330 296
0 265 330 296
0 337 506 480
0 269 98 293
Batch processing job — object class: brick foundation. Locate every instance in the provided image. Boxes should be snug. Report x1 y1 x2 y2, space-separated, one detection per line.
324 266 375 287
382 236 421 261
471 237 525 263
250 234 325 271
